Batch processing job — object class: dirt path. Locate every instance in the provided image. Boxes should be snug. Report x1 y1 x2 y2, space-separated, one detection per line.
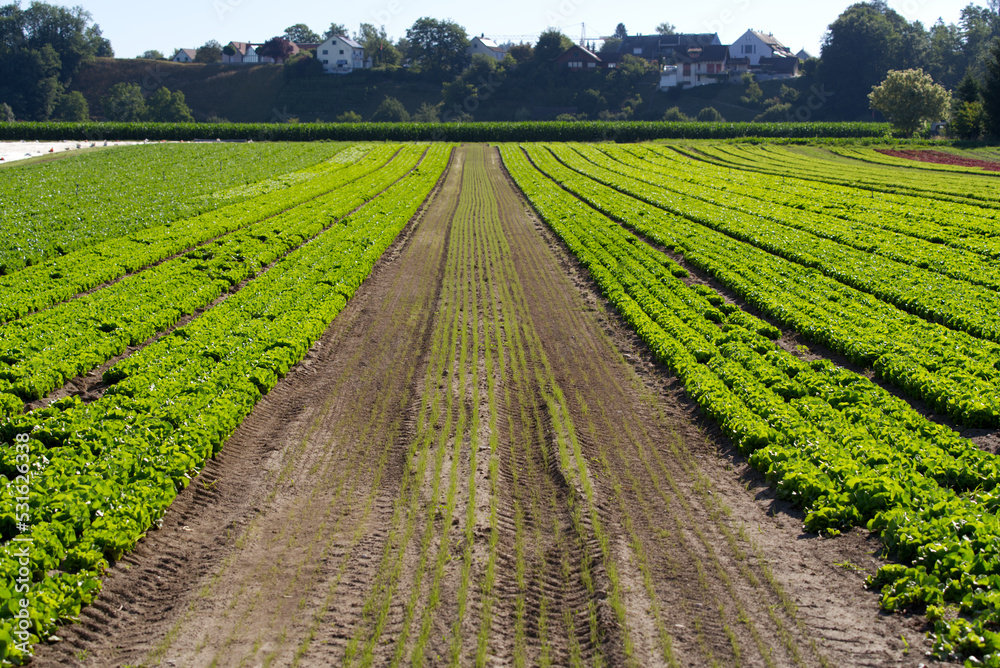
33 145 927 667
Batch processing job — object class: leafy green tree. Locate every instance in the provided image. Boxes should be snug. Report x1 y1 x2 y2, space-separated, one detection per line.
356 23 400 67
371 96 409 122
614 23 627 39
412 102 441 122
951 100 985 139
662 106 689 121
195 40 223 63
0 102 15 121
696 106 725 122
507 43 532 63
102 82 146 121
956 70 982 103
140 49 165 60
145 87 194 122
325 23 349 39
405 17 469 76
754 102 793 122
984 39 1000 136
576 88 607 116
926 19 964 89
740 78 764 107
335 110 362 122
53 90 88 120
656 22 676 35
284 24 320 43
868 68 951 135
533 29 572 62
599 37 621 55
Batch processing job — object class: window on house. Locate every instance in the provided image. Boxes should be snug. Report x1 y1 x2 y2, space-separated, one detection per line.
339 49 344 54
633 48 642 55
588 62 596 67
322 50 328 54
683 63 691 75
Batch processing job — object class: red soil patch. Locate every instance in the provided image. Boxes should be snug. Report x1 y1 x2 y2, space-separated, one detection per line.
877 148 1000 171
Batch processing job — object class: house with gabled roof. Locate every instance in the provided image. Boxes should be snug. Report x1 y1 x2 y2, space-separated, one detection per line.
730 30 794 66
316 35 370 74
672 44 730 88
615 33 720 64
553 44 604 71
171 48 197 63
222 42 258 64
468 35 507 62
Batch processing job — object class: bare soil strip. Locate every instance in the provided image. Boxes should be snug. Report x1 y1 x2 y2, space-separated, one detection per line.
33 145 925 667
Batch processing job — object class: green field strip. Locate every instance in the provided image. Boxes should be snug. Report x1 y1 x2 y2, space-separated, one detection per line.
522 144 1000 428
546 143 1000 345
606 144 1000 266
0 144 453 664
0 144 399 324
686 143 1000 207
0 142 354 274
634 145 1000 259
830 146 1000 176
0 146 427 419
501 142 1000 667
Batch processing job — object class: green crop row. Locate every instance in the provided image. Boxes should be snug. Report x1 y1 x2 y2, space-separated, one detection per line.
500 143 1000 666
0 120 889 144
0 146 427 416
0 144 397 324
0 142 351 273
0 144 452 664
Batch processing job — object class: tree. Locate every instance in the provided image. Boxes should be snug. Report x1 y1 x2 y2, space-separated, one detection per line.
284 24 320 44
406 17 469 75
335 110 362 122
1 102 15 121
956 70 982 103
662 106 689 121
600 37 621 55
356 23 400 67
195 40 222 63
951 100 985 139
533 29 572 62
258 37 295 63
371 96 409 122
754 102 794 122
53 90 88 120
140 49 164 60
507 43 532 63
985 39 1000 136
655 22 676 35
145 87 194 122
412 102 441 122
614 23 628 40
696 106 725 122
868 68 951 135
325 23 349 39
102 82 145 121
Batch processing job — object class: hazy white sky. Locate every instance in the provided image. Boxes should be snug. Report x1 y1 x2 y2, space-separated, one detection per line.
82 0 978 58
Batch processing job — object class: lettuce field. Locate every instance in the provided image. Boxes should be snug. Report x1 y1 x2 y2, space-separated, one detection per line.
1 140 999 667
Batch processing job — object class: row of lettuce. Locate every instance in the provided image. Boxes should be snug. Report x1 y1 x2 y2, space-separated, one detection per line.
500 143 1000 664
0 121 890 143
0 144 452 663
0 146 427 421
0 142 351 275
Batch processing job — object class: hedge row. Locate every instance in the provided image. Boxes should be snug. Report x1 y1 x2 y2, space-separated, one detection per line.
0 120 891 143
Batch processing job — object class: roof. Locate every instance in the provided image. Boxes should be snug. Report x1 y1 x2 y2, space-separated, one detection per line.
796 49 813 60
554 44 602 62
227 42 253 55
750 30 788 49
759 56 799 73
175 48 197 60
616 33 720 60
674 44 730 63
473 36 504 52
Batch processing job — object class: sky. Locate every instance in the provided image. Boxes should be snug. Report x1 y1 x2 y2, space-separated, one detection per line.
79 0 980 59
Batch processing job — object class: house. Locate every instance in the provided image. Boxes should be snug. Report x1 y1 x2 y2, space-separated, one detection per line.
171 48 197 63
796 49 813 61
730 30 794 66
757 55 799 80
222 42 258 64
468 35 507 62
615 33 721 64
316 35 369 74
667 44 730 88
553 45 604 70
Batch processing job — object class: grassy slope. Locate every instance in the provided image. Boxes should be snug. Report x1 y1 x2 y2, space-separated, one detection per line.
69 58 819 124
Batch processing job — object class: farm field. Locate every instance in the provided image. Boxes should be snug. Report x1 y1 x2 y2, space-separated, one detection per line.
1 140 998 667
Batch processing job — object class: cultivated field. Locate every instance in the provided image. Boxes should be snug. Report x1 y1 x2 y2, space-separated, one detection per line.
1 140 999 667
